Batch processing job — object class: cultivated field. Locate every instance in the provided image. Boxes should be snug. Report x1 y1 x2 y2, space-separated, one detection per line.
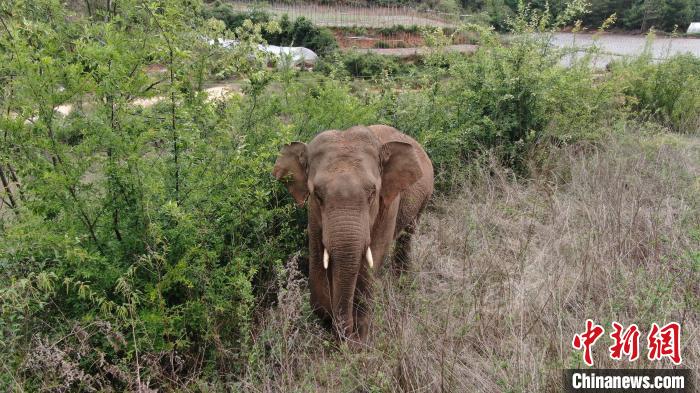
227 1 461 27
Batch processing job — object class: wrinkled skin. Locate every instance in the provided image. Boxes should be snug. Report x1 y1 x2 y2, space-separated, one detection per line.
273 125 434 344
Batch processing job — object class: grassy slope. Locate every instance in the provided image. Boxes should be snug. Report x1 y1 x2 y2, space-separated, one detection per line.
242 131 700 392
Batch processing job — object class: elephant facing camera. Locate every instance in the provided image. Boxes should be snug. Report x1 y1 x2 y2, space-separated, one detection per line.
273 125 434 345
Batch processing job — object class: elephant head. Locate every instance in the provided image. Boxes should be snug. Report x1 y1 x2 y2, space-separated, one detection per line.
272 126 423 340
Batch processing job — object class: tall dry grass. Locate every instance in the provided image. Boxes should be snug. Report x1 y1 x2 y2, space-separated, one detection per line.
240 132 700 392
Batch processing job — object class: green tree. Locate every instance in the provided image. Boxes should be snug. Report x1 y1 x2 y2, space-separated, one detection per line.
0 0 301 389
624 0 695 30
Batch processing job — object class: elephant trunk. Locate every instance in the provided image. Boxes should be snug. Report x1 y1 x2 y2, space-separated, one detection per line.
324 210 368 339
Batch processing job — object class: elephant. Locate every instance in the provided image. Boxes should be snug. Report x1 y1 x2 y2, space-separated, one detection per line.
272 125 434 344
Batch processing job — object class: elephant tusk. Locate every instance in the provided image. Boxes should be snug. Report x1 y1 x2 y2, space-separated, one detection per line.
323 248 329 269
366 247 374 268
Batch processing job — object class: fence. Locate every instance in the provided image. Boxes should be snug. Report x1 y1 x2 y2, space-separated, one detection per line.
226 1 467 28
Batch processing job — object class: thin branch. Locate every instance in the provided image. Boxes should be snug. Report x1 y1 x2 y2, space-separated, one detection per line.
142 0 180 203
7 163 25 202
0 164 17 210
0 13 14 41
44 114 106 254
125 78 165 102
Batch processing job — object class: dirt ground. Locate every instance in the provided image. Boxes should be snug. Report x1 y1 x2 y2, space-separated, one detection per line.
52 82 243 117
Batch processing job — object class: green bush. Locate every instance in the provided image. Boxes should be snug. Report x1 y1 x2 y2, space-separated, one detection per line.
612 53 700 133
318 51 406 78
483 0 517 30
203 3 271 30
0 3 383 388
621 0 696 31
338 25 369 36
0 1 304 389
376 14 620 188
377 24 421 35
270 15 339 56
478 0 697 32
204 4 339 56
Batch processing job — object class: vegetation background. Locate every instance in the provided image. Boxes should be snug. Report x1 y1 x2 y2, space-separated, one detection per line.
0 0 698 391
202 0 700 33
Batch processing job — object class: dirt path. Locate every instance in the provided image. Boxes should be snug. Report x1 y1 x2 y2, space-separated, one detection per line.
360 33 700 63
54 82 243 117
552 32 700 68
551 32 700 58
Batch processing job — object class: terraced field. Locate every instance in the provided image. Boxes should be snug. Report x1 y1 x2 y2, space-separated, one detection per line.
227 2 460 27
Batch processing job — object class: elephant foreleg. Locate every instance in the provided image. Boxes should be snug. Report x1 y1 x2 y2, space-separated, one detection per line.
392 222 416 276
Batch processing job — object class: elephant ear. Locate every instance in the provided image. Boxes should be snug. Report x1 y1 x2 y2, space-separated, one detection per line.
380 141 423 206
272 142 308 206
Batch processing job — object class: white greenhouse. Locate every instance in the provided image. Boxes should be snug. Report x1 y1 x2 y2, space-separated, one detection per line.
688 22 700 35
208 38 318 69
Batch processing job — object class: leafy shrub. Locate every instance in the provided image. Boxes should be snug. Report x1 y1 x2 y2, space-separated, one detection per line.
319 51 406 78
204 4 338 56
482 0 517 30
377 24 421 35
338 25 369 36
612 53 700 133
284 76 381 140
377 6 619 188
203 2 271 30
270 15 338 56
621 0 695 31
461 0 697 32
0 4 385 389
0 1 304 389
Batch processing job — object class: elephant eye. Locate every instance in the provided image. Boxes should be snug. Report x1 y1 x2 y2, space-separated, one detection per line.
367 187 376 202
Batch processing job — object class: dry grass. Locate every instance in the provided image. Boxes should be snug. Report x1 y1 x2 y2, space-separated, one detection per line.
240 132 700 392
